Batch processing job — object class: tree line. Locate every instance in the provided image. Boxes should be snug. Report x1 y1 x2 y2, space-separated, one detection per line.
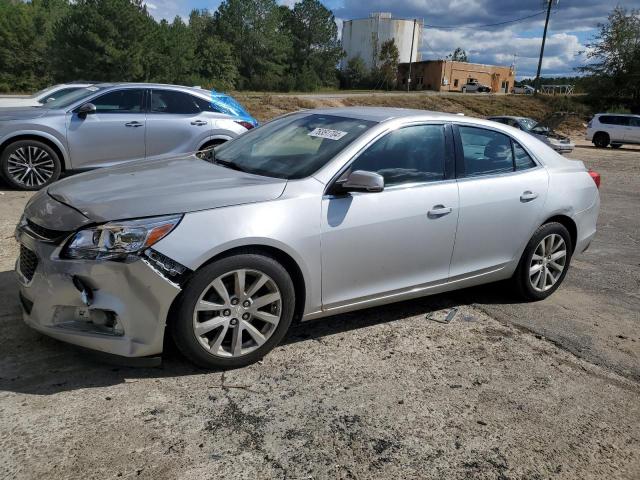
0 0 344 93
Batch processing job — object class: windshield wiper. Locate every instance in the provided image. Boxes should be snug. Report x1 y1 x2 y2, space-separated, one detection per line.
215 158 249 173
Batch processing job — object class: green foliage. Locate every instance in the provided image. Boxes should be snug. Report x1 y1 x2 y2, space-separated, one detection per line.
378 39 399 90
450 47 468 62
578 6 640 112
341 56 368 89
0 0 343 93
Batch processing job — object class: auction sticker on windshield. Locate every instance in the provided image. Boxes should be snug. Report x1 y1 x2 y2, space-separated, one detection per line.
308 128 348 140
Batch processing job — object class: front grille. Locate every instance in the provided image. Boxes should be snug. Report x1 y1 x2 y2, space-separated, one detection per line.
19 245 38 282
25 219 69 243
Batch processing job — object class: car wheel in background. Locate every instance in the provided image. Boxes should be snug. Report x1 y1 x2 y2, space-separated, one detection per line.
513 222 573 301
610 143 622 149
172 253 295 369
593 132 610 148
0 140 61 190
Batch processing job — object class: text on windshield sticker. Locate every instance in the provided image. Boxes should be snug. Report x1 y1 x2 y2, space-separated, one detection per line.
308 128 348 140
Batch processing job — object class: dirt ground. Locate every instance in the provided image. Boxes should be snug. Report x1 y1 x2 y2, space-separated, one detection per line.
0 135 639 479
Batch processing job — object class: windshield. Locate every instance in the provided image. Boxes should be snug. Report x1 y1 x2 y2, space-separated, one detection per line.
214 113 376 179
30 85 59 100
42 86 106 109
519 118 538 131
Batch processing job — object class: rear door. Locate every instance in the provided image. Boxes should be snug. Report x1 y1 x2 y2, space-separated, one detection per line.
66 88 146 168
449 125 549 278
145 89 212 159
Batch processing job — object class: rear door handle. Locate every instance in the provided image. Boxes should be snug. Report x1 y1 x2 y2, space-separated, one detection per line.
520 191 538 202
191 120 208 126
428 205 453 218
125 121 143 127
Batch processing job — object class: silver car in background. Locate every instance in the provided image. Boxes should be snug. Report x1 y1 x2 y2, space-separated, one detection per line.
15 108 600 369
0 83 251 190
487 116 575 153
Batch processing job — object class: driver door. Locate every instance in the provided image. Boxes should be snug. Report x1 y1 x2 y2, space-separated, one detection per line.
320 124 459 309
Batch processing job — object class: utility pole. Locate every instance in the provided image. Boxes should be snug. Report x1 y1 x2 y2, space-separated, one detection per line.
534 0 555 94
407 19 417 92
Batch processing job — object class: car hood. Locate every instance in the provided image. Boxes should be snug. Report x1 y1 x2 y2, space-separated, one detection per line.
47 156 287 224
0 106 51 120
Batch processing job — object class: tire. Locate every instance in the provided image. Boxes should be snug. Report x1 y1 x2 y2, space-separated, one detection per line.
196 139 226 160
610 143 622 149
0 139 61 190
171 253 295 369
593 132 609 148
513 222 573 301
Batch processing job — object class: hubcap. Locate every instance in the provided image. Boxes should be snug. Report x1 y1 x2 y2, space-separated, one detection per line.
529 234 567 292
192 269 282 357
7 146 55 187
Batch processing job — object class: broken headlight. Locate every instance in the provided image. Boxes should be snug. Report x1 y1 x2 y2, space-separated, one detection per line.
61 215 182 260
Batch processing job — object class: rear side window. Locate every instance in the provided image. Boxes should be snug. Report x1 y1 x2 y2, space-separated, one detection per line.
151 90 200 114
600 115 630 126
92 89 144 113
458 126 535 177
349 124 446 186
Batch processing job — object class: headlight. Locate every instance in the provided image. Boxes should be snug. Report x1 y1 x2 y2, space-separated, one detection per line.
61 215 182 260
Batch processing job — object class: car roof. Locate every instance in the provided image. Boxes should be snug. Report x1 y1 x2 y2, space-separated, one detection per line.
306 107 458 123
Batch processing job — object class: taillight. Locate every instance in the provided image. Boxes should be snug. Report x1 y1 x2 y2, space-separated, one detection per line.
235 121 255 130
588 169 601 189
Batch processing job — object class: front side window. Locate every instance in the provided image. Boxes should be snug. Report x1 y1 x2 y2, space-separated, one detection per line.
151 90 200 114
349 124 446 186
91 89 144 113
214 113 376 179
630 117 640 127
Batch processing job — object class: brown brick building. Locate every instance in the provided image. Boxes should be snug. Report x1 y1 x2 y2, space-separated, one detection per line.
397 60 515 93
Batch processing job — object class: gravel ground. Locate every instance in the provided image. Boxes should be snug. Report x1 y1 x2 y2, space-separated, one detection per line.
0 142 639 479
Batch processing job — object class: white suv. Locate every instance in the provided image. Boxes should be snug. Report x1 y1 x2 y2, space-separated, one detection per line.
586 113 640 148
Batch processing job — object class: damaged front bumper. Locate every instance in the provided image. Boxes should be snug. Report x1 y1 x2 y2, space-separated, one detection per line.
15 228 181 358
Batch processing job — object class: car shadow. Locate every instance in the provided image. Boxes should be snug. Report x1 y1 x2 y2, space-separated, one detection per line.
0 268 524 396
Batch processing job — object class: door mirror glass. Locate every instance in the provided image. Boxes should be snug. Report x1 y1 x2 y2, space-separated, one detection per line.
77 102 96 118
339 170 384 193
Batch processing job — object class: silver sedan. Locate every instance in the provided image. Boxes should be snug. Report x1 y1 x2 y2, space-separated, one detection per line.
15 108 600 369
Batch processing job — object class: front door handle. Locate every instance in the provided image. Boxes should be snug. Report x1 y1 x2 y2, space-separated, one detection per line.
125 121 143 127
191 120 208 126
520 191 538 202
428 205 453 218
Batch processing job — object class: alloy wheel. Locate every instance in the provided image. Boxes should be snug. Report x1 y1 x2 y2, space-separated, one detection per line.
192 268 282 357
529 234 567 292
7 145 56 188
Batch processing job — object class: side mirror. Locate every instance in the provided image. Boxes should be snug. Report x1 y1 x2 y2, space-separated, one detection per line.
77 103 96 118
339 170 384 193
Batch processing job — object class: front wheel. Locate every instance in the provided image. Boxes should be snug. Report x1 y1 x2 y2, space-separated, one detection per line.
0 140 61 190
513 222 573 301
172 253 295 369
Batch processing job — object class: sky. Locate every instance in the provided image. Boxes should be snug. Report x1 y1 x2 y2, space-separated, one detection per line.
142 0 640 79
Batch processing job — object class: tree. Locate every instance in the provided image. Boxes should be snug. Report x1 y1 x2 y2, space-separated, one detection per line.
286 0 343 90
342 56 368 89
578 6 640 112
214 0 292 90
450 47 468 62
50 0 156 82
378 39 399 90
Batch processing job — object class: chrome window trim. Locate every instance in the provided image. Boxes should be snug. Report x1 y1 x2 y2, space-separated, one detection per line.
323 121 451 196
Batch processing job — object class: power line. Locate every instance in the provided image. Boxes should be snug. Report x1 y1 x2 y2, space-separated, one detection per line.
424 10 547 29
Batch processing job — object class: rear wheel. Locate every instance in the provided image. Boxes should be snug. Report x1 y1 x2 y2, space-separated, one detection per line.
513 222 573 301
172 253 295 369
593 132 609 148
0 140 61 190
